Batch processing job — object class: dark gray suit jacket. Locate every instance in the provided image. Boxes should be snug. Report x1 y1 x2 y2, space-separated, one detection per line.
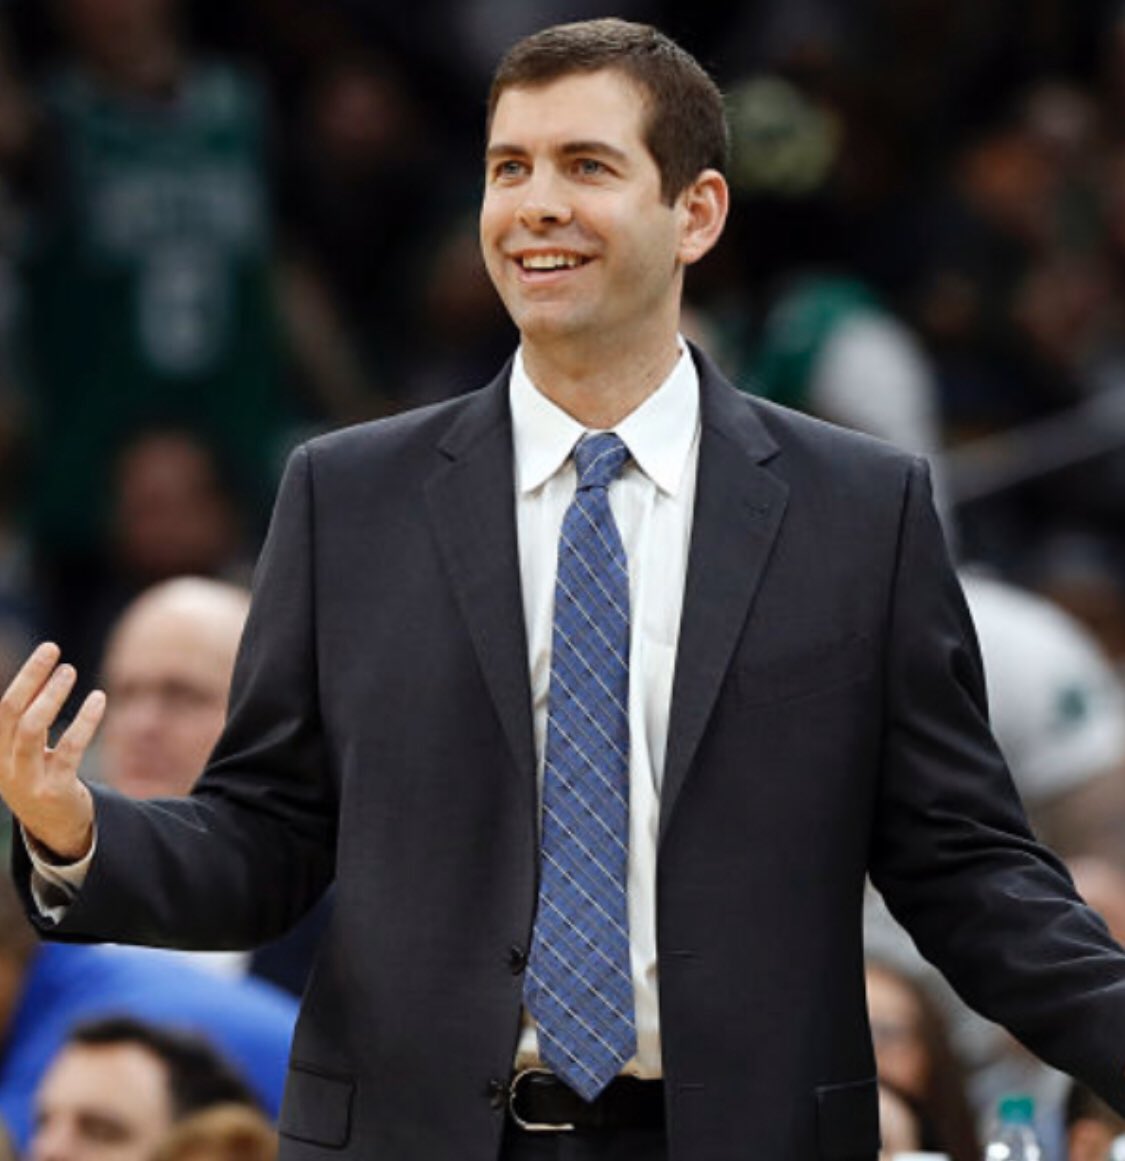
19 348 1125 1161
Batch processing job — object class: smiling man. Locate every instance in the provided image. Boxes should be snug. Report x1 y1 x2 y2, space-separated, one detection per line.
479 66 725 421
6 18 1125 1161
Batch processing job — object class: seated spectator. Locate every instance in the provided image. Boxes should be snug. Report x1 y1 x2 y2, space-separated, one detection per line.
93 578 250 800
83 577 252 978
959 571 1125 870
88 576 330 995
152 1104 277 1161
0 871 296 1150
29 1017 260 1161
55 429 256 693
1064 1082 1125 1161
866 958 980 1161
750 273 942 463
110 432 252 595
20 0 295 593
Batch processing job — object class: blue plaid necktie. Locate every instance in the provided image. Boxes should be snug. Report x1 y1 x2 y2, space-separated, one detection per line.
524 431 636 1101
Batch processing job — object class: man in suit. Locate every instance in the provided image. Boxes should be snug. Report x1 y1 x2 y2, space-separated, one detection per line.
3 17 1125 1161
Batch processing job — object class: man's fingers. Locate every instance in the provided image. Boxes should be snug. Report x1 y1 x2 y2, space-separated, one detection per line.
0 642 62 749
11 662 79 766
52 689 107 774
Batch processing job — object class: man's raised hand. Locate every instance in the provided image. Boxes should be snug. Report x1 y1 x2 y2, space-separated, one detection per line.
0 642 104 861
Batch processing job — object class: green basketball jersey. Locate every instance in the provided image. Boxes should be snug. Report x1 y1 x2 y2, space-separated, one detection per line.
22 62 288 555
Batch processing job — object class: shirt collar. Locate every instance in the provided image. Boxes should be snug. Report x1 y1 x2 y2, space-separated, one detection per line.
509 342 700 497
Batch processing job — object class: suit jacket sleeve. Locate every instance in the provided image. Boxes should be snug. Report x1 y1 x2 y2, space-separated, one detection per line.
870 458 1125 1108
15 444 337 949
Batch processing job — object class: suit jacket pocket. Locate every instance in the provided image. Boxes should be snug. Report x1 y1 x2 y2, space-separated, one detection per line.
815 1076 879 1160
279 1063 355 1149
732 633 873 707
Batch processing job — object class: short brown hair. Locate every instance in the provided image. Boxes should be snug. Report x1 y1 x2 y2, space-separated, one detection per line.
487 18 728 205
67 1017 260 1120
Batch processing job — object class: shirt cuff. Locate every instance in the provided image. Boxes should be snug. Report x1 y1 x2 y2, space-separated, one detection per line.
22 823 95 923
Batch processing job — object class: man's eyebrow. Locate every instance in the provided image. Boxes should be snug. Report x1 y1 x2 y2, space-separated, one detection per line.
557 141 629 164
484 141 630 163
485 143 528 162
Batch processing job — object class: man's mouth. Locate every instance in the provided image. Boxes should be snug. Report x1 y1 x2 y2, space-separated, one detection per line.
516 252 590 271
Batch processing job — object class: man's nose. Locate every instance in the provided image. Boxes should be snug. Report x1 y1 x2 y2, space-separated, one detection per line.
117 693 164 732
516 174 573 229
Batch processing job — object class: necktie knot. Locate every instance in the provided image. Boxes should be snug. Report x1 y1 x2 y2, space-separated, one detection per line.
574 432 629 492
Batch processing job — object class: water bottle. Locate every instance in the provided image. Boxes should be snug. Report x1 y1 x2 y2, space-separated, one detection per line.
983 1096 1042 1161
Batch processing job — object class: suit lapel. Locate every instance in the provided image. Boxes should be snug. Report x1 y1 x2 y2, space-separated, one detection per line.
425 368 537 793
422 353 787 837
660 354 789 840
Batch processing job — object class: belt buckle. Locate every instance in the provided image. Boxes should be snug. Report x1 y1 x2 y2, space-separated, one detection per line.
508 1068 576 1133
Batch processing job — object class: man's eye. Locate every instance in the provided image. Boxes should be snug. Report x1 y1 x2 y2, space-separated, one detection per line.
82 1118 129 1144
492 160 526 180
575 159 607 176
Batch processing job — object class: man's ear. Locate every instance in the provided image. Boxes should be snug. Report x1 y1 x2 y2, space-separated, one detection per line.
676 169 729 267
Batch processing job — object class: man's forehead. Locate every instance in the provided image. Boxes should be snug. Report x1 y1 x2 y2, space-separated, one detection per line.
102 600 243 684
42 1041 168 1096
488 68 649 140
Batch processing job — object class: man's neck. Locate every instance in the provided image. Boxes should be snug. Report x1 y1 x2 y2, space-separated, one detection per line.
521 334 683 429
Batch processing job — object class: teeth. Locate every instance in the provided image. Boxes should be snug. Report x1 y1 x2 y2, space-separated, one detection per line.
520 253 584 270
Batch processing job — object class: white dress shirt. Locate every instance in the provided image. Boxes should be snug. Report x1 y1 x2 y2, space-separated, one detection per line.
32 345 703 1080
510 344 700 1077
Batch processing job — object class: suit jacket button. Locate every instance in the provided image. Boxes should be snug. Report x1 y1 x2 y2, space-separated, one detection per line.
487 1078 507 1110
507 945 527 974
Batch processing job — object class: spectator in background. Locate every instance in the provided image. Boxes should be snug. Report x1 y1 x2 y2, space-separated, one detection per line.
746 272 947 517
110 432 251 595
29 1017 261 1161
90 575 326 995
866 959 980 1161
1065 1082 1125 1161
86 577 251 979
959 571 1125 868
13 0 383 654
19 0 293 615
0 867 295 1150
152 1104 277 1161
58 429 254 688
94 578 249 801
280 50 448 409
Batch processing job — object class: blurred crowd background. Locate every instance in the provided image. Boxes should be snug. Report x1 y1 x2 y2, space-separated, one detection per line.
0 1 1123 1160
1 0 1125 687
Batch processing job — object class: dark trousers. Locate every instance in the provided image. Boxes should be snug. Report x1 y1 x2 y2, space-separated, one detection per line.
499 1123 668 1160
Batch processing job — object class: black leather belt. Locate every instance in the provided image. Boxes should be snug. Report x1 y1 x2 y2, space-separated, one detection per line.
507 1068 665 1133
